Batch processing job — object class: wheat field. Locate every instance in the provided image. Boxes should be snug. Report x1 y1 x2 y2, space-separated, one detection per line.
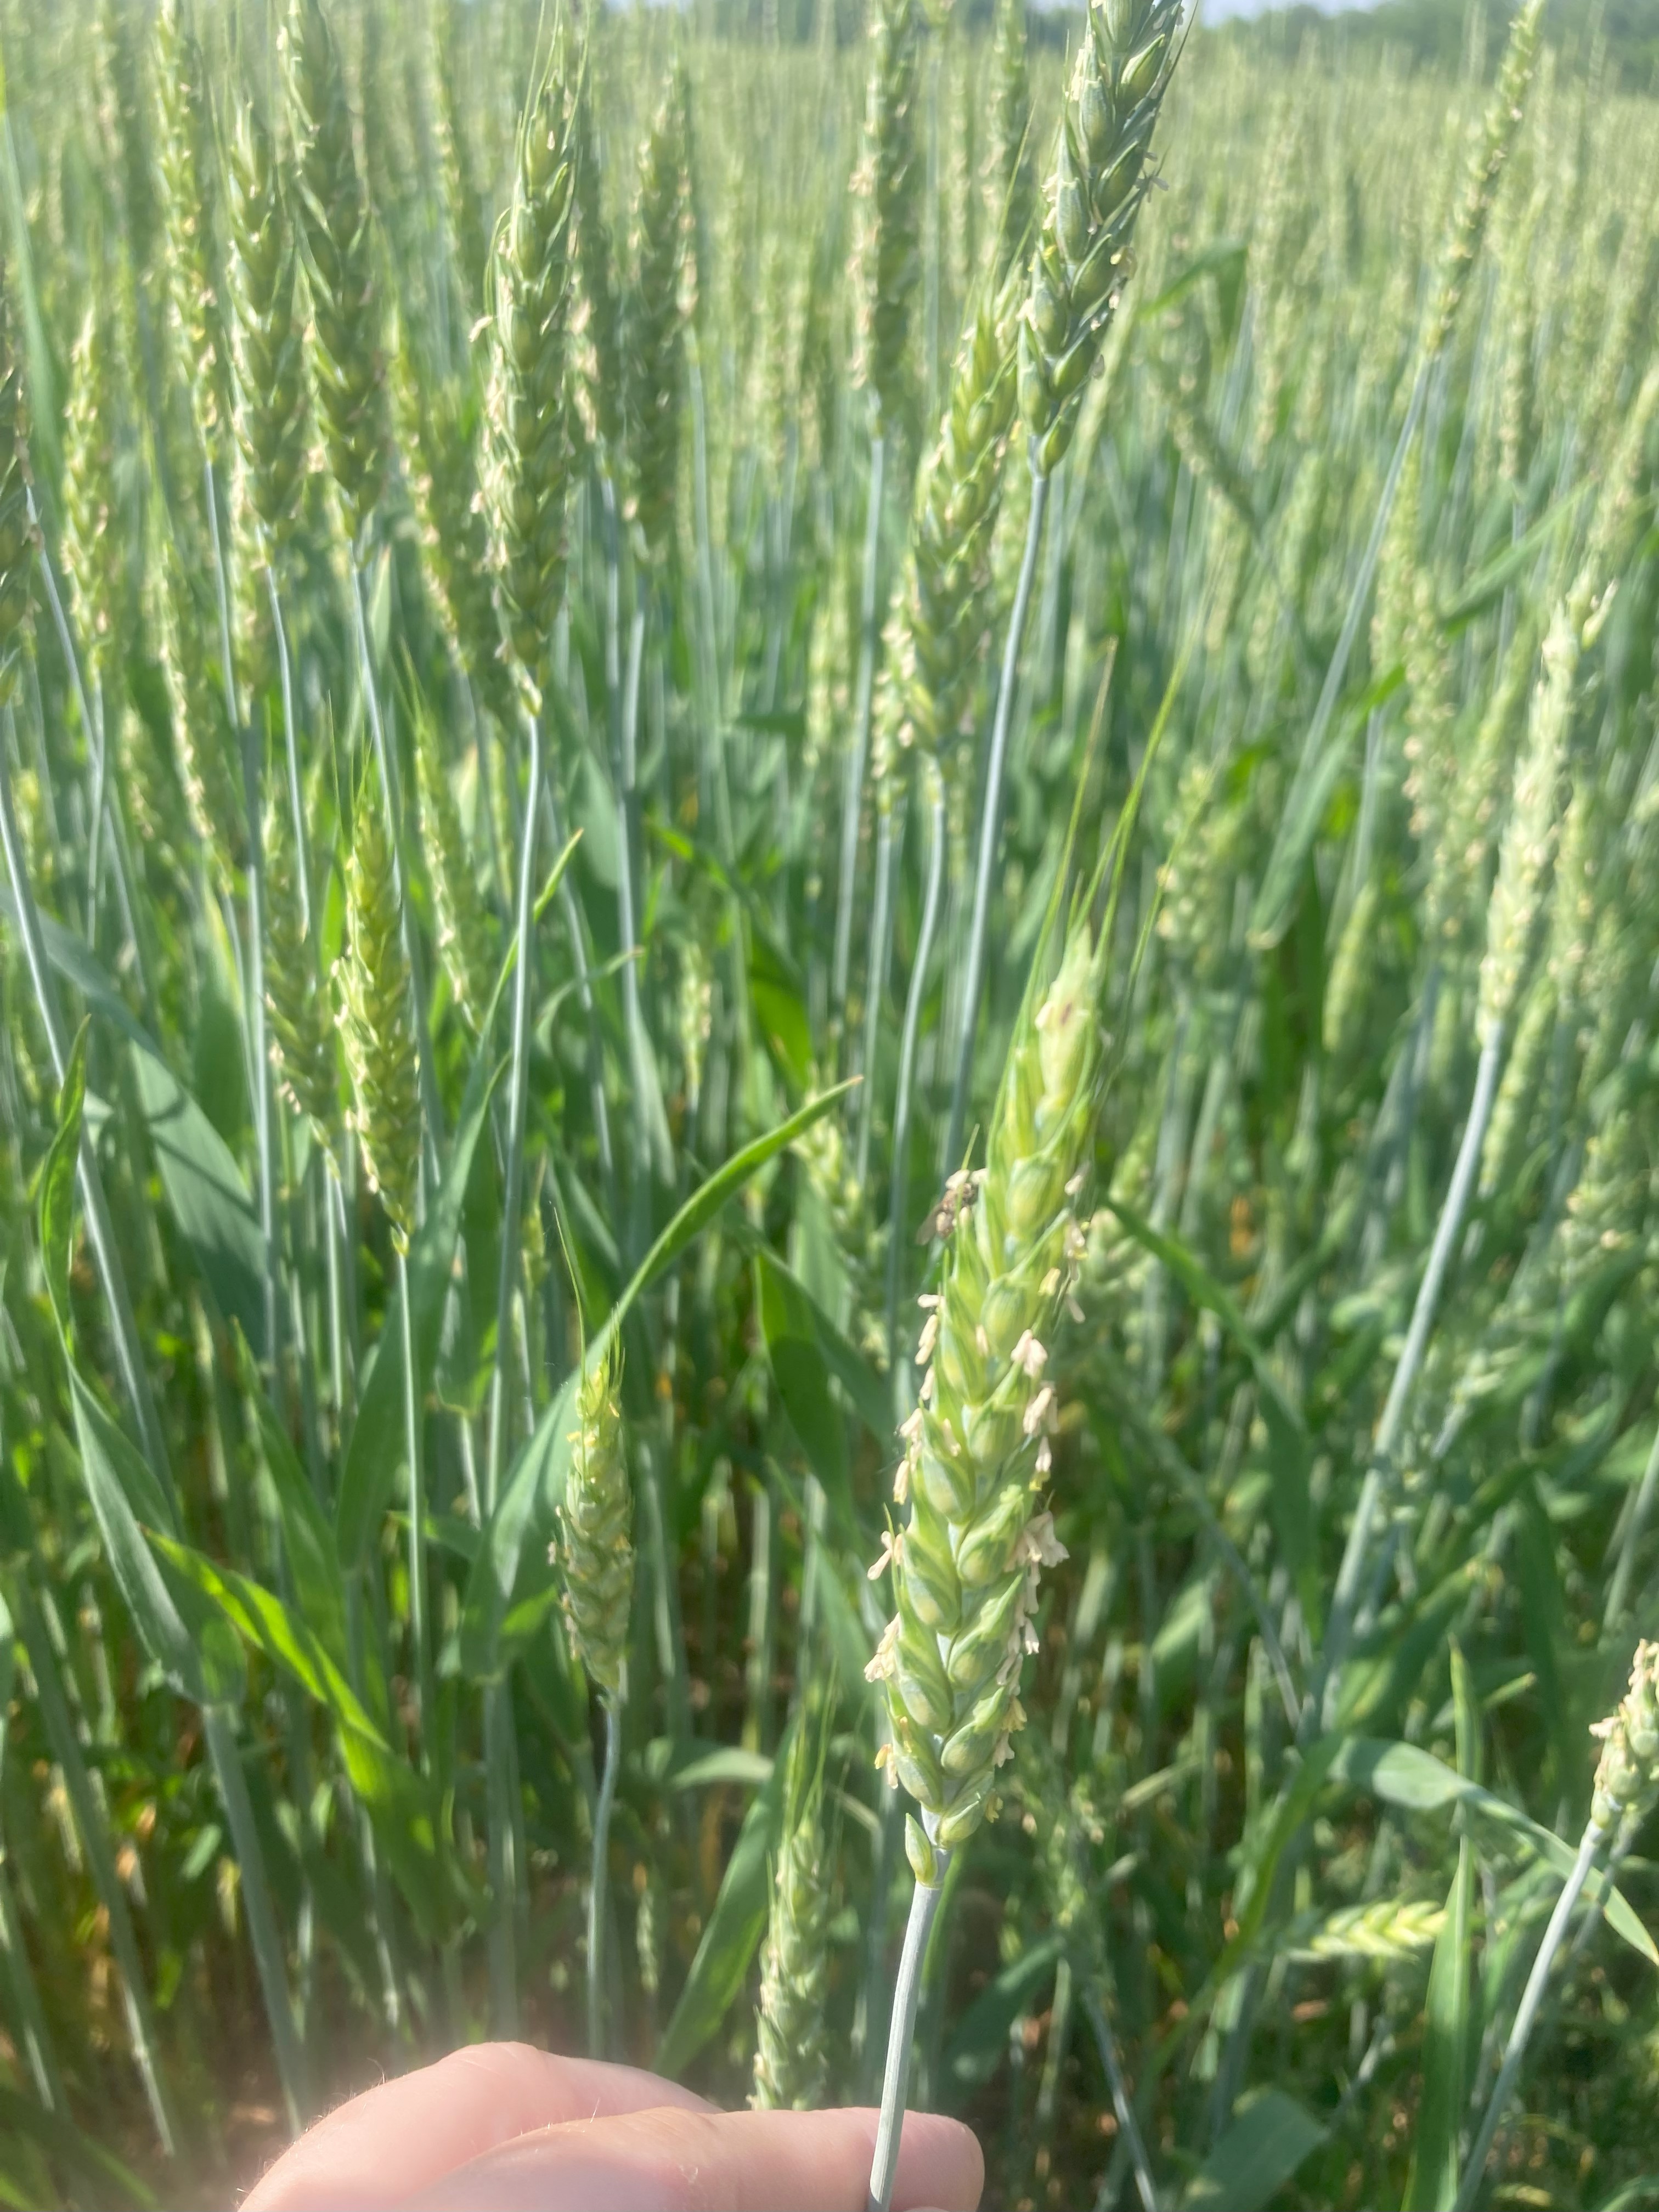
1 0 1658 2203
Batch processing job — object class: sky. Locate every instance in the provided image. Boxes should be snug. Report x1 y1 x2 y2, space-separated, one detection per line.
1199 0 1379 16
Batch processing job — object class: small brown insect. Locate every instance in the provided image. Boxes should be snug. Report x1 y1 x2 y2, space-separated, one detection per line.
916 1168 975 1244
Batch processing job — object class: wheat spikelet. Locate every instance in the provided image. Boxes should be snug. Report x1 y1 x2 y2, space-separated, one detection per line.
0 284 36 707
1290 1897 1444 1966
1590 1640 1659 1834
987 0 1035 275
851 0 921 435
751 1719 832 2112
873 274 1021 800
1420 0 1545 365
557 1339 634 1703
624 58 696 565
157 533 246 888
393 332 516 730
96 0 159 279
285 0 389 548
571 69 626 461
336 770 421 1251
410 686 495 1032
1018 0 1183 475
263 795 337 1140
153 0 233 456
867 916 1109 1846
486 25 582 709
227 98 311 557
430 0 492 323
60 298 129 690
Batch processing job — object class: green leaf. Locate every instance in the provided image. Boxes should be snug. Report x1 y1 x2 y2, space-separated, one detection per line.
757 1250 852 1528
1406 1838 1475 2210
0 2084 156 2211
336 1053 505 1571
944 1936 1062 2095
456 1407 569 1685
643 1738 774 1792
1331 1739 1657 1966
1181 2086 1328 2211
237 1340 381 1722
38 1022 87 1343
154 1536 461 1944
749 930 812 1090
656 1718 795 2078
132 1044 268 1358
483 1085 862 1674
65 1364 243 1707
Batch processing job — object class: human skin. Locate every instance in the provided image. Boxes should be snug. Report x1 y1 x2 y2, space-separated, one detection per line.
241 2042 984 2211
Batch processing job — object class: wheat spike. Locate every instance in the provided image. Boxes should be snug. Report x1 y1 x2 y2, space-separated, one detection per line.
867 916 1108 1846
873 273 1021 798
264 795 337 1139
410 685 495 1032
336 769 421 1252
0 283 37 707
557 1339 634 1703
1018 0 1183 475
285 0 389 548
851 0 922 436
227 98 312 557
486 24 582 709
624 59 696 566
153 0 233 455
751 1719 833 2112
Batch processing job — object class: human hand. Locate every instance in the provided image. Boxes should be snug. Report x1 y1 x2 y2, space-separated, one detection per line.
242 2041 983 2211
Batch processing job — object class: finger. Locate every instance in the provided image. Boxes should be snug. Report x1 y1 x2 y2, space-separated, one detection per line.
408 2102 984 2212
242 2045 715 2209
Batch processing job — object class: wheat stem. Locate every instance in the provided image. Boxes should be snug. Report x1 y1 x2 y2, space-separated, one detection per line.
1083 1985 1159 2212
886 762 946 1389
589 1696 623 2057
946 462 1048 1171
856 793 901 1188
834 432 885 1038
12 1576 178 2153
1453 1816 1604 2212
397 1249 430 1747
0 707 169 1475
866 1846 951 2212
1319 1030 1503 1725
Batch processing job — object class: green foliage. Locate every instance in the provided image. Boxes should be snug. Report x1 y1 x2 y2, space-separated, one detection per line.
4 3 1659 2208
